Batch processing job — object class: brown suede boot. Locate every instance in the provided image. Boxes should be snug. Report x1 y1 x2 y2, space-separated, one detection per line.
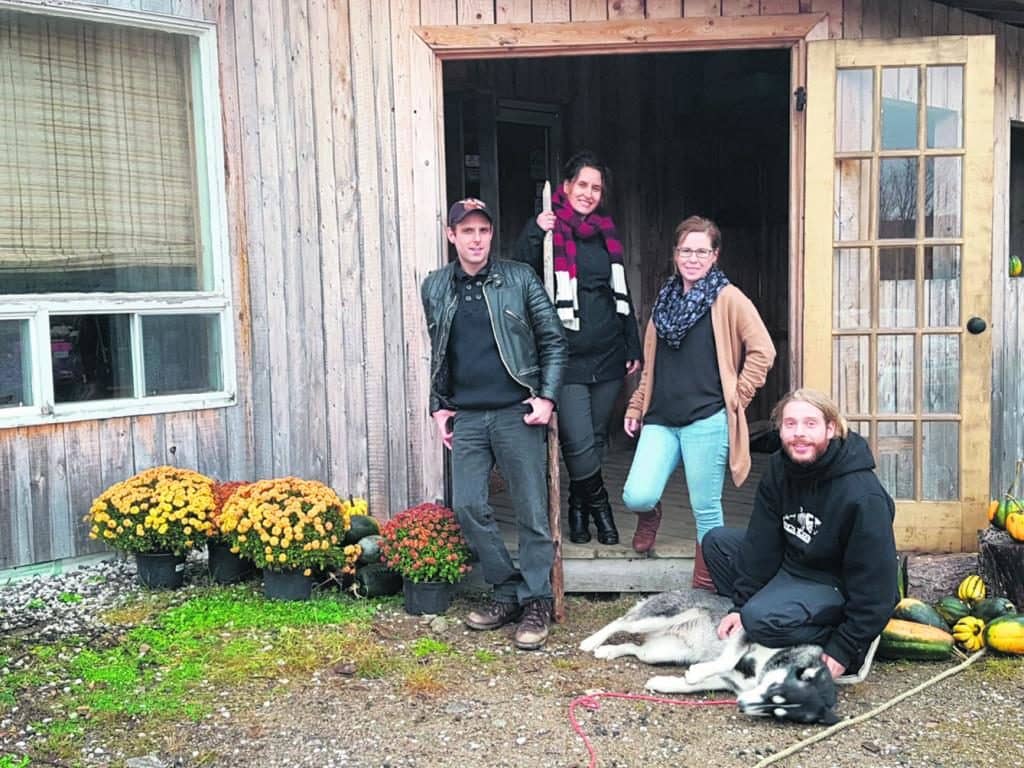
691 541 715 591
631 503 662 554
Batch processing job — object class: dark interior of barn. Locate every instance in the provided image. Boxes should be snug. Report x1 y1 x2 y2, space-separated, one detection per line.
443 49 793 430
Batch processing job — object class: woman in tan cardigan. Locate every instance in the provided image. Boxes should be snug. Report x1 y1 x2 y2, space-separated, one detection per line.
622 215 775 589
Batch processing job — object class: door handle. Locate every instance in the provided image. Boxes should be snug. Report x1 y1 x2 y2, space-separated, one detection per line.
966 317 987 335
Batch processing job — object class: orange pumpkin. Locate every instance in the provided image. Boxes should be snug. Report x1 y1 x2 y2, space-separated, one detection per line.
1006 511 1024 543
988 499 1001 523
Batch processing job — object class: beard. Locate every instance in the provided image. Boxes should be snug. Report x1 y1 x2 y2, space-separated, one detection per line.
782 436 832 464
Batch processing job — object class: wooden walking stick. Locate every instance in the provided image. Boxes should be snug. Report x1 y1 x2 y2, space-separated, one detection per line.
542 180 566 623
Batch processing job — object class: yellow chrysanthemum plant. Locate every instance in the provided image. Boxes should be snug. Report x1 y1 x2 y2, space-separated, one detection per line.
86 466 216 555
217 477 361 577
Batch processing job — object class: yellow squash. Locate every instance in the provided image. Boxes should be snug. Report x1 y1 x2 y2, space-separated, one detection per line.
952 616 986 652
957 574 986 603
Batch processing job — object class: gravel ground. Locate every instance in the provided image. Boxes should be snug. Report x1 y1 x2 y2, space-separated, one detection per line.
2 558 1023 768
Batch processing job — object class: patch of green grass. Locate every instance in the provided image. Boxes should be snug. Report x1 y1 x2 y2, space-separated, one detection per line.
57 592 83 604
472 649 498 663
24 598 44 610
0 755 31 768
410 637 453 658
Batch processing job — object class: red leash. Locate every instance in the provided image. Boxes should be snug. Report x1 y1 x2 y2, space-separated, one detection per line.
569 692 736 768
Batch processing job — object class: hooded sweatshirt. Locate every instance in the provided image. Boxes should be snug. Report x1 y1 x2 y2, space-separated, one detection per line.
731 431 898 669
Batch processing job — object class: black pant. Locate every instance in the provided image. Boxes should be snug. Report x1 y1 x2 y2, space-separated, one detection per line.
702 527 846 649
557 379 623 481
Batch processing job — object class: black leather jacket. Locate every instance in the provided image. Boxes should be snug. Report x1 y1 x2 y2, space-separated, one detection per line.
420 258 567 414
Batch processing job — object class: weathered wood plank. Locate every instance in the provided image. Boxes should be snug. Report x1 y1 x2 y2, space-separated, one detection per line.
415 14 828 57
496 0 532 23
64 420 105 560
98 418 134 488
287 0 329 481
644 0 681 19
810 0 842 38
946 6 964 35
760 0 798 14
721 0 757 17
0 435 18 569
859 0 881 39
27 427 56 563
843 0 862 39
457 0 494 24
609 0 644 19
132 415 167 469
991 24 1009 495
878 0 899 39
898 0 929 39
327 0 370 497
683 0 720 16
930 0 947 35
217 0 257 483
570 0 606 21
195 409 231 480
420 0 457 24
533 0 572 22
164 411 198 470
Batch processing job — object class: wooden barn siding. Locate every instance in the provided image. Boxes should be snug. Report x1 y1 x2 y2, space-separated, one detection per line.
3 0 1023 569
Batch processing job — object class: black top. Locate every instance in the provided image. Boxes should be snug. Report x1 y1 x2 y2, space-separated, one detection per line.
644 312 724 427
446 262 530 410
514 220 642 384
730 432 899 670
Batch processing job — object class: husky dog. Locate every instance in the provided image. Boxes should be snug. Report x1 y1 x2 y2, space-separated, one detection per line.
580 590 839 725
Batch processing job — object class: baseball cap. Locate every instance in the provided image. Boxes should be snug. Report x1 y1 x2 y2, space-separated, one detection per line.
447 197 493 226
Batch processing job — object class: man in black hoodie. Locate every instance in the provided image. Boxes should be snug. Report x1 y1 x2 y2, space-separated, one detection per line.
703 388 898 679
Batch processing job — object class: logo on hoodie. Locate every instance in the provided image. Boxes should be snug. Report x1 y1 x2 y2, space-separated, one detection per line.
783 507 822 544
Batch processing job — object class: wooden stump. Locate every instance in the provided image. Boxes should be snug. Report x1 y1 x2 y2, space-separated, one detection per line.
905 552 977 603
978 527 1024 607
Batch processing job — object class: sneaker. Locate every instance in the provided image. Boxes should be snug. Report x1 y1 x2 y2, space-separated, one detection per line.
513 599 553 650
465 600 521 631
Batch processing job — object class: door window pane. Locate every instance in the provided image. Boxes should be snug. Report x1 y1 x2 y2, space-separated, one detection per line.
879 157 918 238
142 314 222 396
923 335 959 413
925 156 962 238
922 421 959 500
835 159 872 241
50 314 133 402
924 246 960 327
881 67 919 150
833 335 870 416
927 65 963 149
848 420 870 438
879 247 916 328
0 319 32 408
836 68 874 152
833 248 871 328
878 421 915 499
878 334 914 414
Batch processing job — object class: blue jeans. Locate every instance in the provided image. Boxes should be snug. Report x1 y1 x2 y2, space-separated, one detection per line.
451 405 553 604
621 409 729 542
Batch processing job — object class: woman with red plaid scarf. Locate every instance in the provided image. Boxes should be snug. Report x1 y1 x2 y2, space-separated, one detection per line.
514 151 642 547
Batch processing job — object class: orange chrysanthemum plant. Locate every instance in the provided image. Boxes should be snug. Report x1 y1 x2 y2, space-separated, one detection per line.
217 478 359 576
208 481 250 541
378 502 472 584
85 466 216 555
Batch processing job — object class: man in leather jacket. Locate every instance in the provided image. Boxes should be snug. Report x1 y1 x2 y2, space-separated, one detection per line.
420 198 567 650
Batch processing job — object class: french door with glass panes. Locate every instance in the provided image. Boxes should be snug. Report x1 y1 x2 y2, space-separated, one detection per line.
804 37 994 552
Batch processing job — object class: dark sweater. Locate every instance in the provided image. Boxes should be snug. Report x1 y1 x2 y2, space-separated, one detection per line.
731 432 899 669
643 313 724 427
514 219 641 384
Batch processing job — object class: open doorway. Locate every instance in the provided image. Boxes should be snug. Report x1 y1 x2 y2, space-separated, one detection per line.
442 48 791 549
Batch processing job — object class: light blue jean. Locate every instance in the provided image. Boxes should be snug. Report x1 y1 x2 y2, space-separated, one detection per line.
622 408 729 543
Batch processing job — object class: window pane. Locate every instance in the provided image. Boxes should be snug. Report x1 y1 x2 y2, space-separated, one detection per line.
836 68 874 152
848 420 870 438
923 335 959 414
927 65 963 149
0 12 202 294
878 334 914 414
881 67 919 150
924 246 961 327
879 157 918 239
833 248 871 328
835 159 872 241
878 421 915 499
833 335 870 416
0 319 32 408
51 314 133 402
879 247 916 328
922 421 959 500
925 156 962 238
142 314 221 396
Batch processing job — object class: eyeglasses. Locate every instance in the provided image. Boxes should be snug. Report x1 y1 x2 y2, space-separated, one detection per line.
674 247 715 261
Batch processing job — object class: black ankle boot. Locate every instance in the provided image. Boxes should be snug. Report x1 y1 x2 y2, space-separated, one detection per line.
567 481 591 544
579 471 619 545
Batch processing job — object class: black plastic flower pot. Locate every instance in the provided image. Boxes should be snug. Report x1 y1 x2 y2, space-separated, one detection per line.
135 552 186 589
402 580 451 615
207 540 257 585
263 569 313 601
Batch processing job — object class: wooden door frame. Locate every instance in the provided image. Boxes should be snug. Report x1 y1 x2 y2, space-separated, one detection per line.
404 13 830 500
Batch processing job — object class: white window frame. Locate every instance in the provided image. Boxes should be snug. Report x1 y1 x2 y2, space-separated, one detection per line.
0 1 236 427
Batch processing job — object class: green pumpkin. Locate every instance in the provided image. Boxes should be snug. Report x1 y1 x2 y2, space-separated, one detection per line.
971 597 1017 623
892 598 949 631
934 596 972 628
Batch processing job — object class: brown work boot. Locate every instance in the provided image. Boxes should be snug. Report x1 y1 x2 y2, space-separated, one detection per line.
631 503 662 554
513 599 553 650
691 541 715 592
465 600 522 631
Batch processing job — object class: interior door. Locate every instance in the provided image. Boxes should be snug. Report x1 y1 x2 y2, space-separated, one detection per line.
803 36 995 552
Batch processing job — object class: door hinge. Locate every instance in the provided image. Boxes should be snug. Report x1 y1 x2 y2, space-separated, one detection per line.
794 86 807 112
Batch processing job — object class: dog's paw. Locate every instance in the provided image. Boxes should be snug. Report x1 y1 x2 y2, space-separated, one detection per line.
592 645 617 660
579 635 602 653
644 675 682 693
